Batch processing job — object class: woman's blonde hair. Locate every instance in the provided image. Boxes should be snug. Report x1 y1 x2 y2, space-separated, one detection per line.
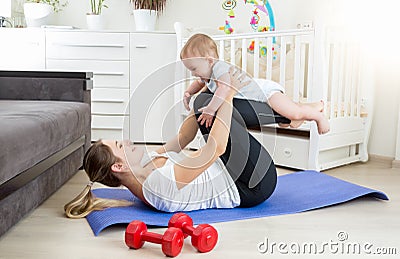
64 141 132 219
180 33 219 59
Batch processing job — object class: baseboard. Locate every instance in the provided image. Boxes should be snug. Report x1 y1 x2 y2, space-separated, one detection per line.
392 160 400 168
368 154 395 167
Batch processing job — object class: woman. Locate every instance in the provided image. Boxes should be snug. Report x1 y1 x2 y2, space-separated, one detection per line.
64 67 290 218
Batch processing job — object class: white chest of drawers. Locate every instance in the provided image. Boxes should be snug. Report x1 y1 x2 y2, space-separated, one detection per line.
130 33 177 143
46 31 131 140
0 28 177 142
44 30 176 142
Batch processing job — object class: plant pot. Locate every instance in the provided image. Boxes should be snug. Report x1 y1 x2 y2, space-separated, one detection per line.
133 9 157 31
23 3 53 27
86 14 105 30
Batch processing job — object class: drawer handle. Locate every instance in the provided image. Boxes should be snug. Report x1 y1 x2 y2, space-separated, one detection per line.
135 45 148 48
93 99 125 103
52 43 125 48
283 148 292 158
11 42 40 46
27 42 40 46
92 127 123 130
93 72 124 76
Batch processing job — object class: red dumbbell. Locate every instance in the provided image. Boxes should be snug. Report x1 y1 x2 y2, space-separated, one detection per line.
168 213 218 253
125 220 184 257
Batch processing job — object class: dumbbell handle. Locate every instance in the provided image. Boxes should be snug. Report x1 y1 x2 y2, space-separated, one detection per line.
181 223 196 235
142 232 163 244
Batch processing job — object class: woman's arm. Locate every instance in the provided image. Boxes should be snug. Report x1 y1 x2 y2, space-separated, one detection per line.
155 110 199 154
199 73 232 115
158 80 206 153
174 68 248 188
197 74 235 128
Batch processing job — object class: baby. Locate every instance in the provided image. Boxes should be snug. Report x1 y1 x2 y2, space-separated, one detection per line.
180 33 329 134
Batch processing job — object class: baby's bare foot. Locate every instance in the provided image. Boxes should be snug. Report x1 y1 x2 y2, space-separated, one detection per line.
316 113 330 134
308 100 324 112
278 123 290 128
290 120 304 128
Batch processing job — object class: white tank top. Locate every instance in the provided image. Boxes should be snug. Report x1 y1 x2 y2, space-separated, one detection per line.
141 151 240 212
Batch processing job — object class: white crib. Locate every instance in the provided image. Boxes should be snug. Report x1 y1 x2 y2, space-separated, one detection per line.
174 24 373 171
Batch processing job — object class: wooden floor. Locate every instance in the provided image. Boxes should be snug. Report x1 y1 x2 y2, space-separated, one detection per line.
0 160 399 259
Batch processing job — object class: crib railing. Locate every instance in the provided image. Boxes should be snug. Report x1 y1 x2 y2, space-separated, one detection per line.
176 27 367 132
321 27 365 120
179 29 315 103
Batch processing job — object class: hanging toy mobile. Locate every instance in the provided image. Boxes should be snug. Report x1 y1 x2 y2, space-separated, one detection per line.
220 0 237 34
244 0 275 32
244 0 258 4
222 0 237 11
219 20 234 34
227 9 235 18
250 9 260 31
244 0 278 59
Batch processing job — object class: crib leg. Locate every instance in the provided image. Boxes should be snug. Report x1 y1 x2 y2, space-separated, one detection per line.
308 122 320 170
359 143 369 162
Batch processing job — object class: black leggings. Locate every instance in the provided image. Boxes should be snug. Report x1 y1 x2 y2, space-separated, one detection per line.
193 93 290 207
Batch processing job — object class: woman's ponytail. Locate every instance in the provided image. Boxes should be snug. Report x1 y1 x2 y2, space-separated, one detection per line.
64 184 132 219
64 140 133 219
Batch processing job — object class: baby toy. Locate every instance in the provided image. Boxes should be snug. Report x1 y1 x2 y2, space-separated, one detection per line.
222 0 237 10
248 40 255 52
219 20 234 34
244 0 258 4
250 9 260 31
220 0 237 34
258 25 270 32
248 40 267 57
248 40 279 60
245 0 275 33
260 45 267 56
228 9 235 18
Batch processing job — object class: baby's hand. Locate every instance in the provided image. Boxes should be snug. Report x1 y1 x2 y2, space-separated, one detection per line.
198 107 215 128
183 91 191 111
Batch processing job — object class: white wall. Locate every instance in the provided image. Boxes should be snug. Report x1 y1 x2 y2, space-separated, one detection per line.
396 109 400 161
290 0 400 159
13 0 400 158
370 52 400 158
49 0 300 32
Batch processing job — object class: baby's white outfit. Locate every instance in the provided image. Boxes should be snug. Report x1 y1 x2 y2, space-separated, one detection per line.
205 60 285 101
140 151 240 212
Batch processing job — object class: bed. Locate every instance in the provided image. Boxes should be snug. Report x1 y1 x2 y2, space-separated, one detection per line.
173 23 373 171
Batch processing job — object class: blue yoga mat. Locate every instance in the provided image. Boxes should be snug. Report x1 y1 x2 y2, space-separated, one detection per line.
87 170 388 236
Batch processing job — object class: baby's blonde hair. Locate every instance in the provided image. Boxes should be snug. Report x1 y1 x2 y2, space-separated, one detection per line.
180 33 219 59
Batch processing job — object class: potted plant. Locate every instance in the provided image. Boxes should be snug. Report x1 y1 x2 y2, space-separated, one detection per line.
86 0 108 30
23 0 68 27
130 0 167 31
